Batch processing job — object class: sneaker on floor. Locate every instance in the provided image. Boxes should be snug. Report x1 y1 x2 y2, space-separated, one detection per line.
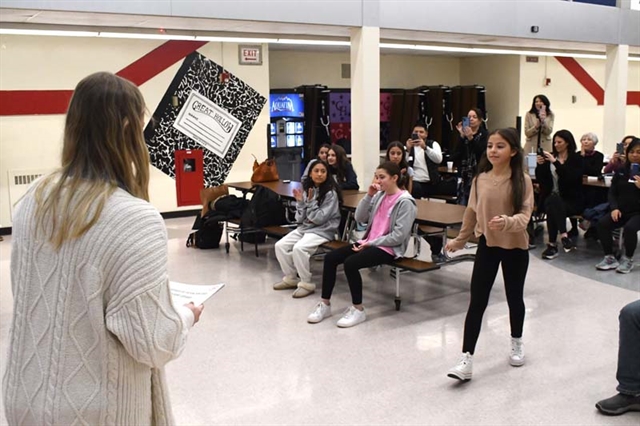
595 393 640 415
542 244 559 260
509 337 525 367
336 306 367 328
561 236 576 253
447 352 473 381
596 255 619 271
616 257 634 274
431 253 448 264
307 301 331 324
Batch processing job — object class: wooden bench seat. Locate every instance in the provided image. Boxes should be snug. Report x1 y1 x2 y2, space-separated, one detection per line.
321 240 350 250
263 225 294 238
390 257 439 273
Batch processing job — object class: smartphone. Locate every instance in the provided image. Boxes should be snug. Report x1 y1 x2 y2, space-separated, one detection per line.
631 163 640 178
411 132 419 140
616 142 625 156
537 147 545 157
462 117 470 128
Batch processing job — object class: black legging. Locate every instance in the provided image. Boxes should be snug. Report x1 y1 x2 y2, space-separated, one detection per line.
544 194 582 243
321 244 394 305
597 213 640 258
462 236 530 354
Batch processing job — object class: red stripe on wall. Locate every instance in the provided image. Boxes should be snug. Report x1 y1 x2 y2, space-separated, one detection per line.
0 90 73 116
0 40 208 116
555 56 605 105
116 40 207 86
627 91 640 107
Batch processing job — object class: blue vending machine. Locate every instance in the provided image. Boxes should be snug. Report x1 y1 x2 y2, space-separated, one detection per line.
269 91 305 181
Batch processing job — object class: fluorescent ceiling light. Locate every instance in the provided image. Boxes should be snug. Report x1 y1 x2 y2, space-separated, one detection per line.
0 28 98 37
98 32 195 40
195 36 277 43
380 42 640 61
275 38 350 46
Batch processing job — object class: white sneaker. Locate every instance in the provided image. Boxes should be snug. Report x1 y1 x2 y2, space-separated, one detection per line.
447 352 473 381
510 337 525 367
307 302 331 324
336 306 367 328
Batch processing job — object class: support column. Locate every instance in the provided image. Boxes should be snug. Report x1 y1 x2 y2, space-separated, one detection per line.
350 26 380 189
603 44 628 154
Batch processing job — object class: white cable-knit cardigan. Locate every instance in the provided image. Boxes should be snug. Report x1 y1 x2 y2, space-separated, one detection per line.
3 187 193 426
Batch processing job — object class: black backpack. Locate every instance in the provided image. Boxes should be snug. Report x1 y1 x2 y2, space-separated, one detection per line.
240 185 287 229
186 212 224 249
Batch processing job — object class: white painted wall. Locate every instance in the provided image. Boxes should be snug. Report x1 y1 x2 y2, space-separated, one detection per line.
0 35 270 227
460 55 521 131
518 55 640 156
269 50 460 89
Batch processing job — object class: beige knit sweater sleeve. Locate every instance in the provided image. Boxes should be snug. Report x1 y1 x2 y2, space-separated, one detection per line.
104 201 190 368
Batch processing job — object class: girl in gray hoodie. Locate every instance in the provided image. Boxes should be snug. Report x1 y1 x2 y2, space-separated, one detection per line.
307 161 417 328
273 160 342 298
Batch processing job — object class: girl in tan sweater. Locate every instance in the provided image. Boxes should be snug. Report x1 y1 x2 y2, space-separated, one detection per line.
445 127 534 381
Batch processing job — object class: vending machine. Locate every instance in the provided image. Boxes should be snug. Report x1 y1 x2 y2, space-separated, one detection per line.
268 91 305 181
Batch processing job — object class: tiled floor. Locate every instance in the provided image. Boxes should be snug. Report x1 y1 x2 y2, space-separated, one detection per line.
1 217 638 425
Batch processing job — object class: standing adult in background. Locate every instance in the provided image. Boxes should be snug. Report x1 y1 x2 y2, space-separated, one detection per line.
3 72 203 425
523 94 554 155
404 121 447 263
580 132 605 177
536 129 584 259
327 144 359 190
445 128 534 381
452 108 488 206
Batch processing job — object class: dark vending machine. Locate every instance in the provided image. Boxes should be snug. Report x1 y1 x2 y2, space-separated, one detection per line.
268 91 305 181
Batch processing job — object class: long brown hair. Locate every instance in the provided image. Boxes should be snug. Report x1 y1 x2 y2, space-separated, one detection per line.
34 72 150 248
476 128 525 214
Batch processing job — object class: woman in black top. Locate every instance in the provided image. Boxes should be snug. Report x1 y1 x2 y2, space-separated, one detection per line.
580 132 605 177
452 107 488 206
595 138 640 274
536 129 584 259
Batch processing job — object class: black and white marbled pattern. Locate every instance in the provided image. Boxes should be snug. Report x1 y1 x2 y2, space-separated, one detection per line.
145 52 267 187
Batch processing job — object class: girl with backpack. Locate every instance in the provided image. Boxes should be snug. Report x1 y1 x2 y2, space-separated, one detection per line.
307 161 417 328
273 160 342 298
445 128 534 381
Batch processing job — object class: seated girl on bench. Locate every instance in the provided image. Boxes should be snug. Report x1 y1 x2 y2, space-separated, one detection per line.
306 161 417 328
273 160 342 298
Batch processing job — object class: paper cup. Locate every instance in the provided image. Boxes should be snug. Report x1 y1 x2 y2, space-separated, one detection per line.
604 176 613 185
447 161 453 170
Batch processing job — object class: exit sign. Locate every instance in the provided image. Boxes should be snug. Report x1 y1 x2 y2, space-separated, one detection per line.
238 45 262 65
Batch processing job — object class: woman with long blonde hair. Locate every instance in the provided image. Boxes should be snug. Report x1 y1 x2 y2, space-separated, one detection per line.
3 72 202 425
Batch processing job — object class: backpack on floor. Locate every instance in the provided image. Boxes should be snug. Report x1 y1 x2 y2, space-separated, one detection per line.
240 185 287 229
186 212 224 249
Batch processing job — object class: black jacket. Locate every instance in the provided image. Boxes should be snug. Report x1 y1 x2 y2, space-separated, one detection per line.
582 151 604 177
609 169 640 215
535 152 585 209
451 128 488 168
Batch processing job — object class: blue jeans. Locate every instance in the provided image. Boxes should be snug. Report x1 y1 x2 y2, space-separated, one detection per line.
617 300 640 396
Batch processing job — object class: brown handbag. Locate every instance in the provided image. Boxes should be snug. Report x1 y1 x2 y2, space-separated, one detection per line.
251 155 279 183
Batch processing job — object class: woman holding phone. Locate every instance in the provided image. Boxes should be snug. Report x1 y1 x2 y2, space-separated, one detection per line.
452 108 488 206
523 95 554 155
604 135 636 175
595 138 640 274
